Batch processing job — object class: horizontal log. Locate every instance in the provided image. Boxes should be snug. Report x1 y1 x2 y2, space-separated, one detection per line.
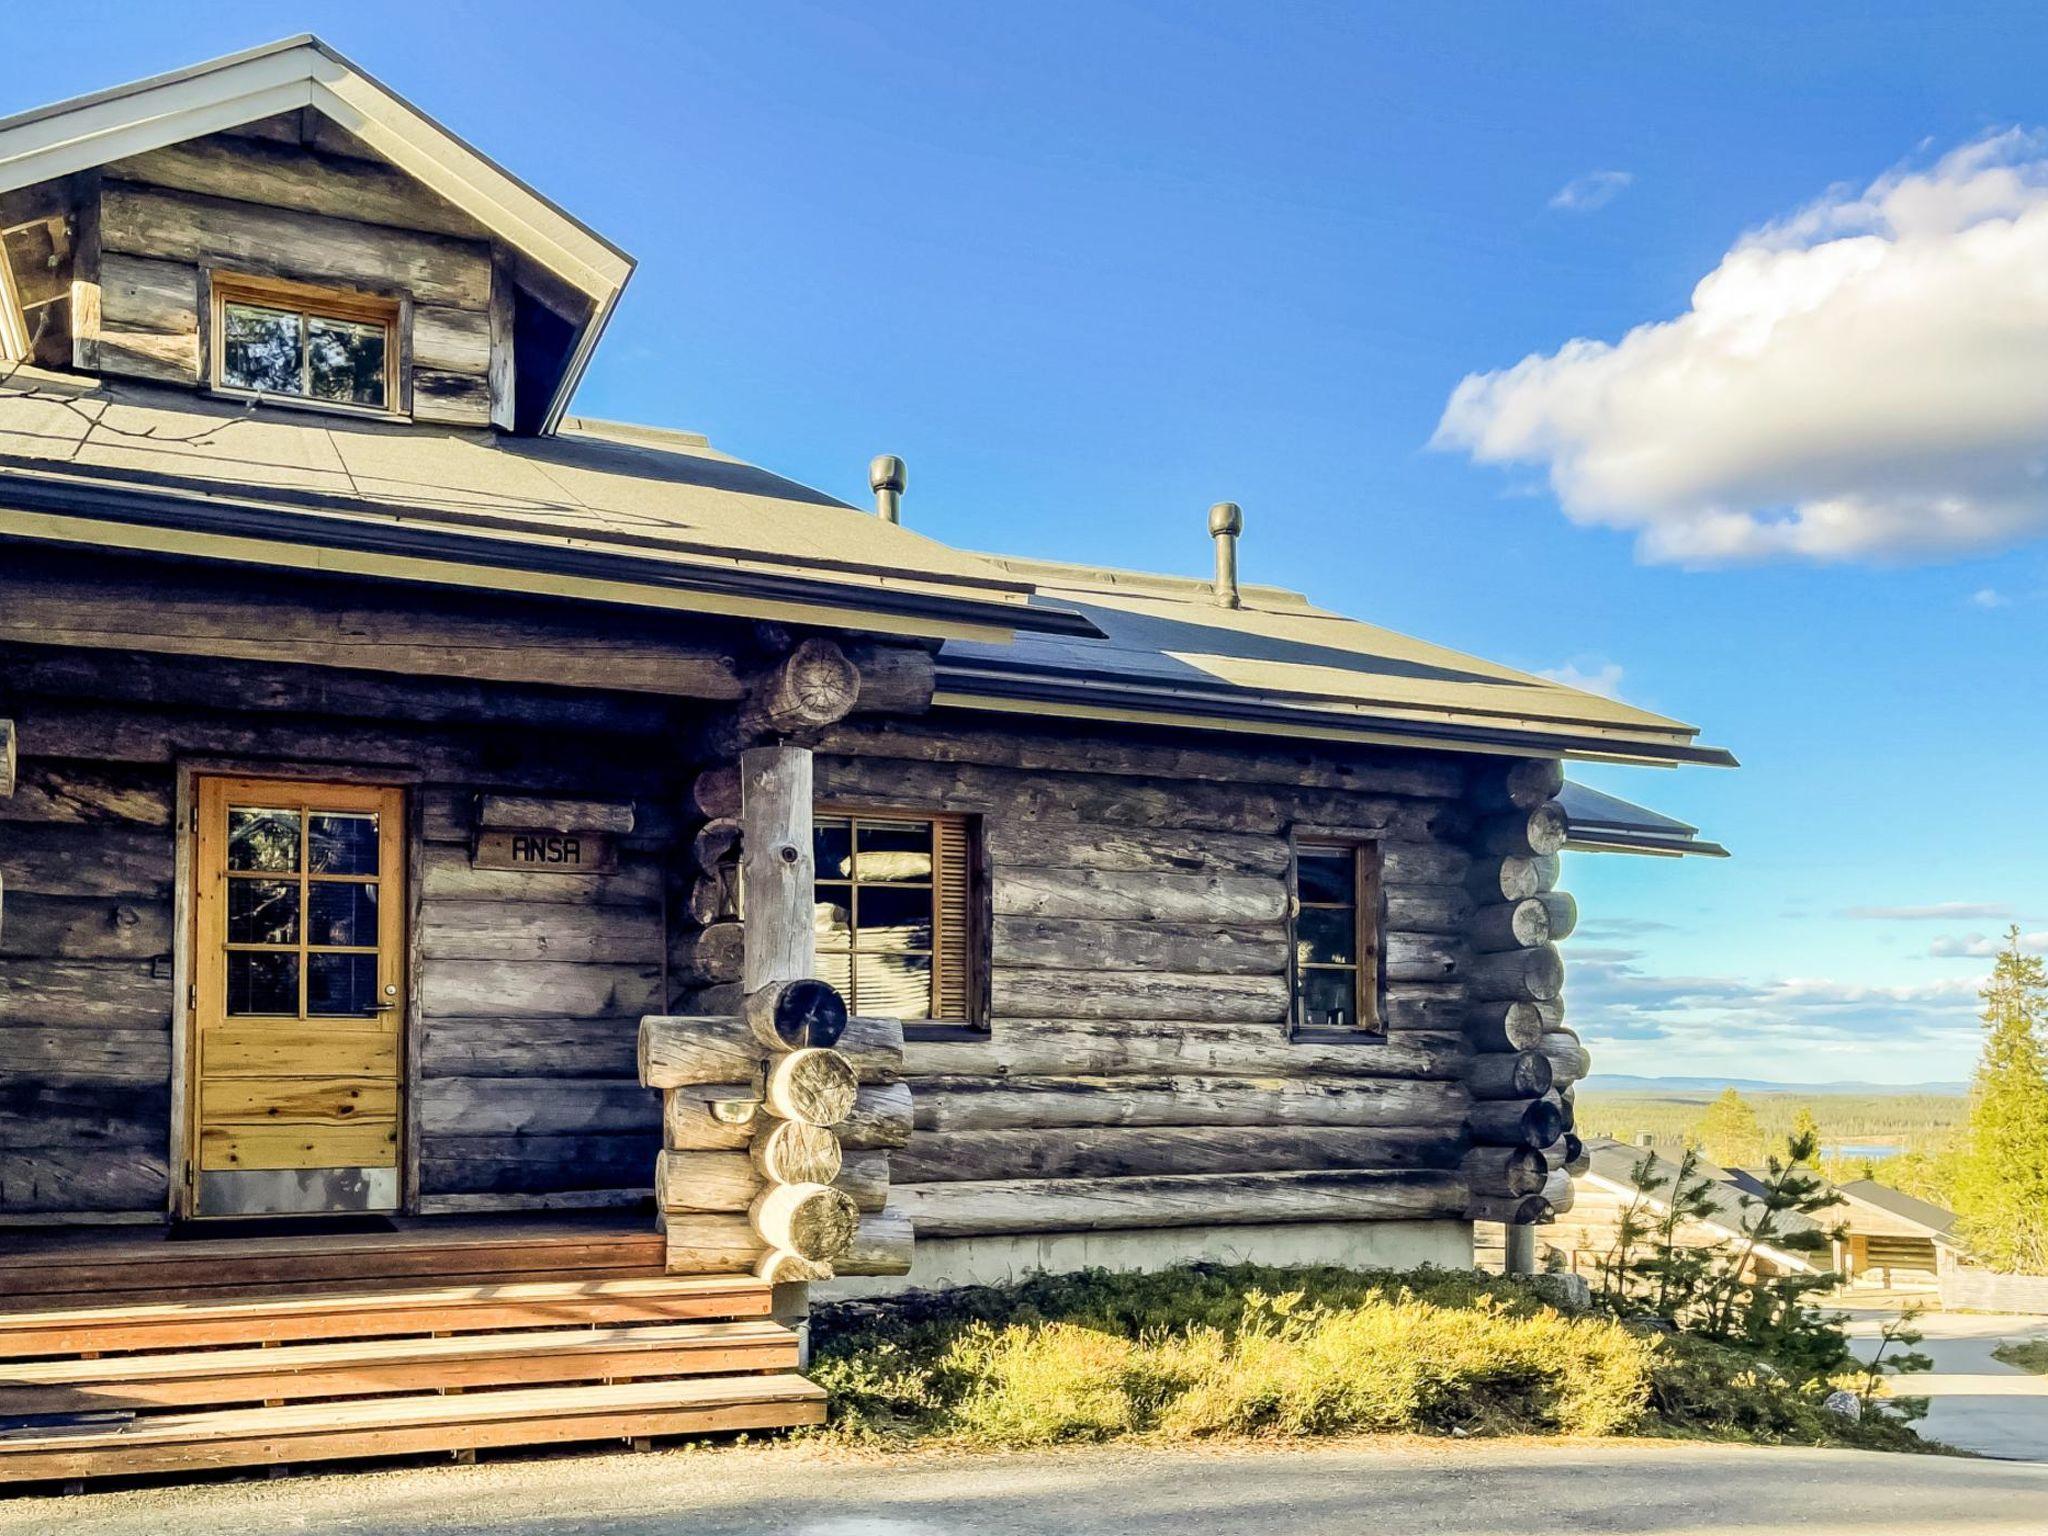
1382 843 1470 885
1470 758 1565 814
0 959 169 1030
837 1200 914 1276
476 795 636 834
419 1132 658 1196
0 1079 165 1150
0 764 171 827
746 978 850 1052
1465 853 1561 903
1465 1001 1555 1053
640 1014 903 1090
840 641 939 716
764 1047 858 1126
669 921 745 985
1466 1050 1554 1101
893 1169 1465 1238
1385 933 1460 983
1534 1133 1589 1178
416 1077 656 1136
663 1082 910 1151
420 1015 639 1079
906 1022 1466 1082
907 1074 1467 1133
0 894 171 960
990 916 1287 977
0 1146 168 1214
752 1181 858 1261
687 766 741 821
1463 944 1563 1003
1465 1193 1549 1225
0 717 12 798
1468 897 1549 954
658 1214 762 1274
991 969 1286 1025
1461 1145 1548 1198
418 960 661 1021
1538 1029 1592 1087
418 901 662 965
656 1149 763 1213
1466 1093 1567 1149
420 846 661 907
690 818 742 874
751 1119 842 1185
1537 1167 1576 1220
983 820 1291 878
1477 804 1568 859
892 1125 1459 1185
0 823 172 898
833 1151 891 1213
992 868 1285 924
0 1023 169 1085
812 719 1463 800
679 874 733 929
1383 886 1473 936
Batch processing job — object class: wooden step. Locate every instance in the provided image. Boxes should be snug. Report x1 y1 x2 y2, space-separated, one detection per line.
0 1221 664 1306
0 1274 771 1359
0 1373 826 1483
0 1319 798 1415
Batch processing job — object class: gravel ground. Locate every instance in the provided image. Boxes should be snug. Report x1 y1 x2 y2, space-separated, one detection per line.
5 1437 2046 1536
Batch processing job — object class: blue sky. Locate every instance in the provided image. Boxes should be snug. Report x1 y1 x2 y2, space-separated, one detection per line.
26 2 2048 1084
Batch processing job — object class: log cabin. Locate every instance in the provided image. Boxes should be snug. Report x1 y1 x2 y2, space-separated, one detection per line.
0 37 1734 1481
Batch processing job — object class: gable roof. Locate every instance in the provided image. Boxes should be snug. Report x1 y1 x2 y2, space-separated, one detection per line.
936 556 1736 768
0 35 630 433
1558 780 1729 857
1836 1180 1960 1242
1582 1137 1827 1271
0 366 1091 642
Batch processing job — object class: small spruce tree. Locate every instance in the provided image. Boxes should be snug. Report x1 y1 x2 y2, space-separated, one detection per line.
1951 929 2048 1273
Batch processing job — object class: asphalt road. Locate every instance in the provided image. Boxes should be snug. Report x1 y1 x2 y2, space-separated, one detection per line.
6 1439 2046 1536
1847 1306 2048 1461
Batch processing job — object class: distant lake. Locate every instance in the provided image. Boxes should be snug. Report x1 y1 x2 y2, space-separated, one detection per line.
1824 1142 1904 1160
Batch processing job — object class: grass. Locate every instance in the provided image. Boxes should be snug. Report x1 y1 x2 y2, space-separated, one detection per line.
804 1263 1930 1453
1993 1339 2048 1374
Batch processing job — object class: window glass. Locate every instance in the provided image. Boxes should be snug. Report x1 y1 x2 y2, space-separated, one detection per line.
814 812 967 1023
1293 841 1382 1034
307 316 388 406
221 303 302 394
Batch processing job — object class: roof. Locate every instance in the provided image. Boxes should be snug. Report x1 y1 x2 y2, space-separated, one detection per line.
935 556 1737 768
1558 780 1729 858
0 366 1091 643
1583 1138 1827 1270
0 35 630 433
1836 1180 1961 1241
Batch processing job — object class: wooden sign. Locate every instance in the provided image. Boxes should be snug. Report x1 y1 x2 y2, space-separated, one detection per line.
473 829 618 874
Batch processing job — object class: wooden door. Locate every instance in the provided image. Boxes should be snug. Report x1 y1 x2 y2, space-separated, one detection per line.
189 777 405 1218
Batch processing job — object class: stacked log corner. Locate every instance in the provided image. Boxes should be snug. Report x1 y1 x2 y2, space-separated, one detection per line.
1459 760 1591 1235
641 741 913 1282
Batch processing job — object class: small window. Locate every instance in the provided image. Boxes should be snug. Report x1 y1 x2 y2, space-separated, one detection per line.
813 807 980 1028
1292 840 1384 1035
210 274 398 413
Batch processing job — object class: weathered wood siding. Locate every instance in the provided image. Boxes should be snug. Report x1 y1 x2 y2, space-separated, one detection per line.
0 642 688 1217
805 719 1479 1242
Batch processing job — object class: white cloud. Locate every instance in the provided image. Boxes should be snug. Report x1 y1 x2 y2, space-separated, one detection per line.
1437 130 2048 565
1842 901 2013 920
1550 170 1634 213
1538 658 1625 698
1970 587 2012 608
1929 930 2048 957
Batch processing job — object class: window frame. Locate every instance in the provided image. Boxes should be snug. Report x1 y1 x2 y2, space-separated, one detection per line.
812 802 986 1035
1288 833 1386 1039
205 270 408 419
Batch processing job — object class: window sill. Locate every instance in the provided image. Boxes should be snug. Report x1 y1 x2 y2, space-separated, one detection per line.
1290 1027 1391 1045
205 385 408 425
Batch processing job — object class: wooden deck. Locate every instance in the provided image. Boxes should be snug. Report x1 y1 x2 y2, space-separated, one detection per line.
0 1215 823 1487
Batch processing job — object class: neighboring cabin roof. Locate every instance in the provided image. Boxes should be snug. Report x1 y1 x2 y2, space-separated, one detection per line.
1557 780 1729 858
937 556 1736 768
0 367 1090 643
0 35 630 434
1837 1180 1960 1242
1582 1138 1826 1270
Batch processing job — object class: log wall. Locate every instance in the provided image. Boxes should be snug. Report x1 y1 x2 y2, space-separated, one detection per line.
804 719 1487 1249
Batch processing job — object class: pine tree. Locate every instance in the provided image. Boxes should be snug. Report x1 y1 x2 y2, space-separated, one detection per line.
1790 1104 1822 1163
1695 1086 1766 1168
1951 929 2048 1273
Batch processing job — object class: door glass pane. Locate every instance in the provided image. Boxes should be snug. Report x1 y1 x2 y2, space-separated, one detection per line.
228 808 300 872
227 879 300 945
308 952 379 1017
1297 849 1354 906
860 951 932 1020
814 819 853 880
855 885 933 950
309 882 378 947
307 316 386 406
227 951 299 1016
221 303 304 394
309 813 379 875
1296 907 1355 967
855 820 933 882
1299 968 1358 1030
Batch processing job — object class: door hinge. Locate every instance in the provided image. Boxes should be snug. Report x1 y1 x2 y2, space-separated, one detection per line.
188 982 198 1009
191 804 199 831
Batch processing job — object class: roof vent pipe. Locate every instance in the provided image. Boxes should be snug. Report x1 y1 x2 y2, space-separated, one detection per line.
870 455 907 524
1208 501 1243 609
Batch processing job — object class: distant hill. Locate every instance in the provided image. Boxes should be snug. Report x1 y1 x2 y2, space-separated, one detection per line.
1581 1075 1969 1098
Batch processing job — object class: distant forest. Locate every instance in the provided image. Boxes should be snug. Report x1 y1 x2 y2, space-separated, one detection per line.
1573 1089 1965 1176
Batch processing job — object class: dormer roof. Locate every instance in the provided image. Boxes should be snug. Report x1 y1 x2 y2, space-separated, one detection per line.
0 35 631 433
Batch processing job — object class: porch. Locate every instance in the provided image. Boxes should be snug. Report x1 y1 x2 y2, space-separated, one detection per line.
0 1213 818 1487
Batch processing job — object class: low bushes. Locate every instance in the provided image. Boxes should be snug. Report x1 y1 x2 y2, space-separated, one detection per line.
804 1263 1927 1450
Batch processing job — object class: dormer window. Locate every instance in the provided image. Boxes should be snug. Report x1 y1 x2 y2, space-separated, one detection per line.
210 274 400 414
